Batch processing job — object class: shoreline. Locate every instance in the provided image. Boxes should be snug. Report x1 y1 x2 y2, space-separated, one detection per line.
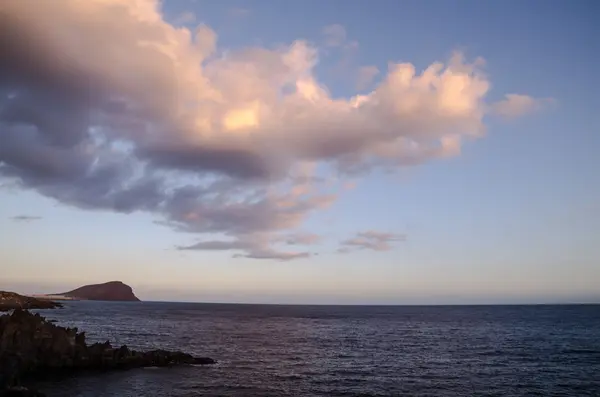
0 309 216 396
27 295 78 302
0 292 62 312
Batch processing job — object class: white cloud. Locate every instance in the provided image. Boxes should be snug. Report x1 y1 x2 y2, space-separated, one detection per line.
491 94 555 118
0 0 547 260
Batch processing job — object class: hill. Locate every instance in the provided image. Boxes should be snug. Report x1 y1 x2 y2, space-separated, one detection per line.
61 281 140 302
0 291 62 311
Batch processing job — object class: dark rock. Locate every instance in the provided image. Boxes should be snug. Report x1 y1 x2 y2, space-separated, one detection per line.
0 292 62 312
193 356 217 365
0 386 46 397
0 309 215 394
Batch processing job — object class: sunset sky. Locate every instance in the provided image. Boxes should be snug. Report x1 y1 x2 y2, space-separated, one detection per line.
1 0 598 304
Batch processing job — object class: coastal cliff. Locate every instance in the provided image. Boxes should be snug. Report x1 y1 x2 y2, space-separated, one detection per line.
0 292 62 312
60 281 140 302
0 309 215 396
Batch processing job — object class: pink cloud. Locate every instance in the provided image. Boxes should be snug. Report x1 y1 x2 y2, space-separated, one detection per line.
0 0 547 260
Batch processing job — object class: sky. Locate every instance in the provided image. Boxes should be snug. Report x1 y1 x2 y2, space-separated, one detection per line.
0 0 598 304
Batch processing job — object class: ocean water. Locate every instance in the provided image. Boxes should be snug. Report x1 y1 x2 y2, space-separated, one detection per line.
31 302 600 397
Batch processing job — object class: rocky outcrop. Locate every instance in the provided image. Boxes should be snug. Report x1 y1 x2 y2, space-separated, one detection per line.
60 281 140 301
0 292 62 312
0 309 215 395
0 386 46 396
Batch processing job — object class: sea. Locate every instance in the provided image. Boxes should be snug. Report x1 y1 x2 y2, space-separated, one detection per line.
30 302 600 397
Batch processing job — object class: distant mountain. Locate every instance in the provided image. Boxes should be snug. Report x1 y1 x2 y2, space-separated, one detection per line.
61 281 141 302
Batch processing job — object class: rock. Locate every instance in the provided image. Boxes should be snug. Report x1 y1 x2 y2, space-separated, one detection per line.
193 356 217 365
0 309 215 394
0 386 46 397
0 292 62 312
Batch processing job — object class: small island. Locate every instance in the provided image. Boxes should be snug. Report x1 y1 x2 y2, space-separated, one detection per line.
1 281 141 313
36 281 141 302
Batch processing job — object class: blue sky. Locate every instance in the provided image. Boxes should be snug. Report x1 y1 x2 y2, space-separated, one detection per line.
1 0 598 304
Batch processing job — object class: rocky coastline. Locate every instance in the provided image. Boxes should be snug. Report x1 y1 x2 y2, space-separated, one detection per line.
0 309 216 396
0 292 62 312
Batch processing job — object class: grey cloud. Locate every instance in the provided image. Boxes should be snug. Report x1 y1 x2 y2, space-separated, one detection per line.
177 235 313 261
237 251 311 261
278 232 321 245
178 239 251 251
138 142 279 180
0 3 326 261
0 21 101 115
166 191 334 235
339 230 406 253
10 215 42 222
0 1 540 261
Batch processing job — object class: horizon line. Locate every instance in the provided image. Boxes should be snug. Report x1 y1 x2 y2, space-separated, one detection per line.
60 299 600 307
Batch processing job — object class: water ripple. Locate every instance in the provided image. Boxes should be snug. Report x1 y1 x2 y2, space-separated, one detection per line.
31 303 600 397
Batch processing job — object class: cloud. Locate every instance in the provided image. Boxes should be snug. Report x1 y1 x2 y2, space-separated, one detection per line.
278 232 321 245
491 94 554 118
356 66 379 90
0 0 545 260
343 181 357 191
173 11 196 25
323 24 347 47
339 231 406 253
10 215 42 222
176 231 317 261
